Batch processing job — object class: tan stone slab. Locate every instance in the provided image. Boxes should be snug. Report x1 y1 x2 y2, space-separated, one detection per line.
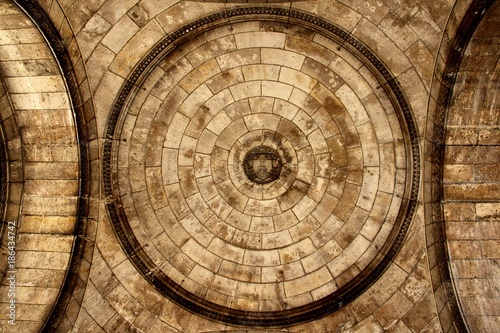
285 34 334 66
289 216 321 243
302 239 342 274
178 83 213 118
0 43 52 61
261 229 294 249
215 118 248 150
22 195 78 216
205 215 235 241
242 248 280 267
353 18 411 76
262 80 293 100
186 193 214 225
244 198 282 217
179 58 221 93
356 167 379 211
151 58 193 100
204 88 235 116
181 237 222 272
235 31 286 49
225 208 251 232
101 15 139 54
330 56 373 100
208 237 244 264
229 81 261 101
243 113 280 132
278 238 315 265
16 234 73 252
290 87 322 116
249 216 274 233
4 75 65 93
161 148 179 185
284 266 332 297
261 48 305 70
16 251 70 270
186 35 237 68
379 12 419 51
0 27 42 45
279 67 318 94
23 179 78 196
206 110 232 135
164 183 191 220
218 260 262 283
242 64 280 81
216 48 260 71
10 286 59 305
208 147 228 185
164 113 189 149
109 19 164 76
10 92 69 110
206 67 244 94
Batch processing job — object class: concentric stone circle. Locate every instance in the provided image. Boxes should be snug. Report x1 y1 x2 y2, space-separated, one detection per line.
104 7 419 327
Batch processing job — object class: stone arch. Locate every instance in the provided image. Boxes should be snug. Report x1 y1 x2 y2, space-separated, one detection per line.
0 1 96 331
424 0 498 331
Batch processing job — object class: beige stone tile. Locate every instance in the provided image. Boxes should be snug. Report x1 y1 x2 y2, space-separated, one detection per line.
302 240 342 274
0 43 52 61
185 193 214 226
186 35 237 67
235 31 286 49
279 67 317 94
101 15 139 54
229 81 261 101
16 251 70 270
178 83 213 117
208 237 244 264
5 75 65 93
109 19 164 76
226 208 252 231
261 48 305 70
243 113 280 132
151 58 192 100
244 198 282 217
206 110 232 135
179 59 221 94
206 67 244 94
262 229 294 249
22 195 78 216
215 118 248 150
216 48 260 71
181 237 222 272
242 64 279 82
161 148 178 184
164 113 189 149
289 87 322 115
261 80 293 100
242 249 280 267
353 18 411 76
16 234 73 252
194 129 216 154
163 183 190 221
203 89 235 116
284 266 332 297
11 286 59 305
11 92 69 110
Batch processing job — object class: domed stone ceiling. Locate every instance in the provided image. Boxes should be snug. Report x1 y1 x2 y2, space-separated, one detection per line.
104 8 419 327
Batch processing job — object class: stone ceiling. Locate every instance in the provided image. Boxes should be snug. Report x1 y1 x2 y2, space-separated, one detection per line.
0 0 498 332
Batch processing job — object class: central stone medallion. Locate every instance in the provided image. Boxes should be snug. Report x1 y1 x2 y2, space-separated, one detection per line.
243 145 283 184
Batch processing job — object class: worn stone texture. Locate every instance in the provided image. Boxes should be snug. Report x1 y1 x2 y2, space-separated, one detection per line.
0 0 498 332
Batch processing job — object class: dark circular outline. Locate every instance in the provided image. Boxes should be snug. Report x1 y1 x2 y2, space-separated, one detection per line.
243 145 283 184
103 7 420 327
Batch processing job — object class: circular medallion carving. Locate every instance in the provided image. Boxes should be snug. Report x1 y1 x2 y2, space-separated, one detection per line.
243 145 283 184
103 7 420 327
